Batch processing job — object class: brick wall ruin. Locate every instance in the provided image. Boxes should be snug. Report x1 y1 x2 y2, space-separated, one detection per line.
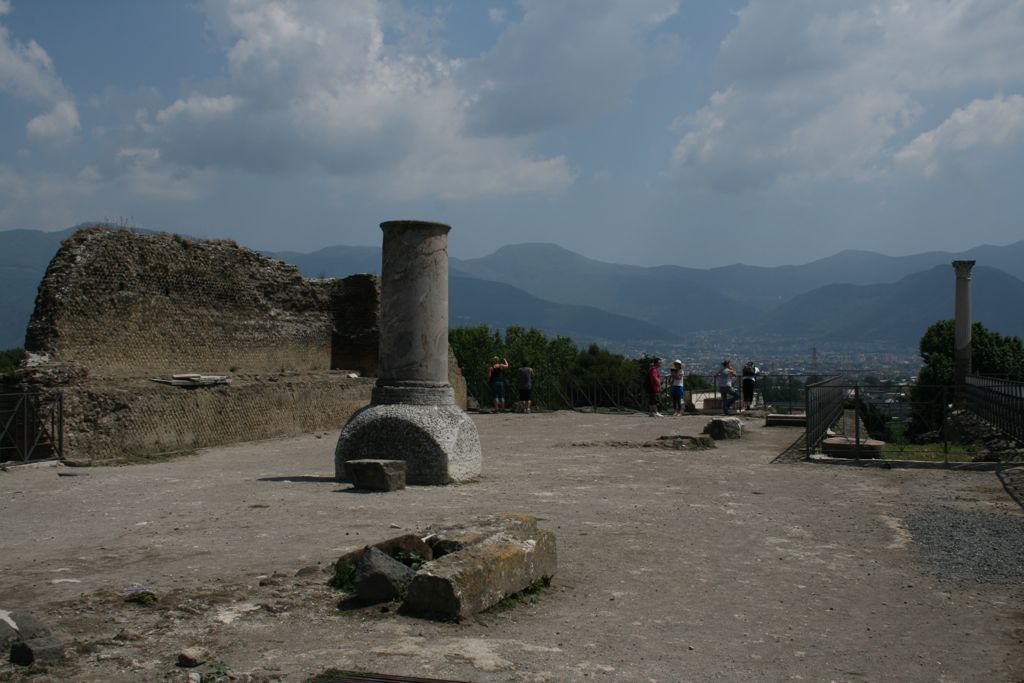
14 227 465 462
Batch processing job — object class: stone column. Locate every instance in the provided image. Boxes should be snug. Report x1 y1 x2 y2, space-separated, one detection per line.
373 220 454 406
335 220 481 485
952 260 975 391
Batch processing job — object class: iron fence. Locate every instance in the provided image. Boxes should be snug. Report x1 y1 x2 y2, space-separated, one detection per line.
0 392 63 463
463 371 812 414
805 376 846 457
965 375 1024 444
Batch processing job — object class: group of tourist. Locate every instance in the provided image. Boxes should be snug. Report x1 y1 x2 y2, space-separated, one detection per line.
485 354 759 417
486 356 534 413
645 357 759 417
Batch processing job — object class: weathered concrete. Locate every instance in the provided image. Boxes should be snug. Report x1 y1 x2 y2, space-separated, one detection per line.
345 459 407 492
703 416 744 440
336 220 482 485
402 514 557 621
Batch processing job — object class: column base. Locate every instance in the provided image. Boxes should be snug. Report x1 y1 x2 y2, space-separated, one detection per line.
335 403 481 485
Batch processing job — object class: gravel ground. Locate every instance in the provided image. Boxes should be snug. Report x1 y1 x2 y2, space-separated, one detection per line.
1 410 1022 682
904 506 1024 583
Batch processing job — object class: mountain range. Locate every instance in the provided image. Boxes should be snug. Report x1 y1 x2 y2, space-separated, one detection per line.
2 227 1022 351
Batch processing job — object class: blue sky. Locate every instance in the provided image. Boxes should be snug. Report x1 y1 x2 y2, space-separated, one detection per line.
1 0 1022 267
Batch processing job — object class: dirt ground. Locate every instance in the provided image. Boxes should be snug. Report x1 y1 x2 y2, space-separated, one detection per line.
1 410 1022 682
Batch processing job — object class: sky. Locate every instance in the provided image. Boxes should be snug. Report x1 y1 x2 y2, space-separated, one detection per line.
1 0 1023 268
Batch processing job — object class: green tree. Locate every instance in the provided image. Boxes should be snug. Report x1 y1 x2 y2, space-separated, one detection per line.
0 347 26 377
911 320 1024 436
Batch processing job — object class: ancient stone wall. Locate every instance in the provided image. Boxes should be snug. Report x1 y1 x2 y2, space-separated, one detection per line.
16 227 467 462
27 228 340 377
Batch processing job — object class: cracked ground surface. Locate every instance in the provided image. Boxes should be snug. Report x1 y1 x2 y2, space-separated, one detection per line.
1 411 1022 682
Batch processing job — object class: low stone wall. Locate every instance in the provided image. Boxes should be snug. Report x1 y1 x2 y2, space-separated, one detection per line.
56 374 375 462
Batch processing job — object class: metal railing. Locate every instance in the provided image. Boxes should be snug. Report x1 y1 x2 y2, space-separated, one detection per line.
805 376 846 457
0 392 64 463
463 372 810 414
964 375 1024 444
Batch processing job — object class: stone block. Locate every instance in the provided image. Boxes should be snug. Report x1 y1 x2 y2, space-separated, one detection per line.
332 534 433 589
402 514 557 621
9 637 64 666
354 546 416 604
766 414 806 427
703 417 744 440
702 397 722 411
345 459 407 491
821 436 885 459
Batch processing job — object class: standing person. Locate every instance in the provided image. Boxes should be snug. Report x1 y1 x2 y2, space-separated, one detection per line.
646 357 664 417
487 356 509 413
517 361 535 414
669 359 686 416
715 359 739 415
741 361 758 411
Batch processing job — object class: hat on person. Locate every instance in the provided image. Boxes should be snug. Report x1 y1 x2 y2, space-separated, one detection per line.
672 359 683 367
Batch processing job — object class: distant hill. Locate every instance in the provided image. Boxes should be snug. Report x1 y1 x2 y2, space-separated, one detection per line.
3 226 1023 351
754 265 1024 344
269 245 382 278
450 275 679 345
451 243 760 333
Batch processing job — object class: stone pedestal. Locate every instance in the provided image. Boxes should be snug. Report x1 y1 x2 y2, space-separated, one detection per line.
335 220 482 485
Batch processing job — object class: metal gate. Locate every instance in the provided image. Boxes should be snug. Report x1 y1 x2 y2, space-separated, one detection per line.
0 392 63 463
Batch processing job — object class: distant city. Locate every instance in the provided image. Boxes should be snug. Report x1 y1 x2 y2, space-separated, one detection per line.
606 333 920 382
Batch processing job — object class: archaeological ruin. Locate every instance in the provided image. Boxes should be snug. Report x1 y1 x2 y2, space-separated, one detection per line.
7 226 467 463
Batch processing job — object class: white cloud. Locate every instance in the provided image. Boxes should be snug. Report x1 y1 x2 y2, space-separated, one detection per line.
488 8 506 25
462 0 681 136
0 10 80 145
26 100 80 144
895 93 1024 176
155 94 241 124
672 0 1024 192
126 0 574 199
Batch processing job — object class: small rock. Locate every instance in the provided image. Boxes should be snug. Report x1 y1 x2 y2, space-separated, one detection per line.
188 672 203 683
177 646 209 668
294 565 321 577
354 546 415 604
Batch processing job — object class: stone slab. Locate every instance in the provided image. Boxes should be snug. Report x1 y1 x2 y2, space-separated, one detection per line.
345 459 407 491
766 414 806 427
401 514 557 621
821 436 885 459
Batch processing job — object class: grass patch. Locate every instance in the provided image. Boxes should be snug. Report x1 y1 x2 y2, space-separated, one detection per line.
882 441 980 463
485 576 551 614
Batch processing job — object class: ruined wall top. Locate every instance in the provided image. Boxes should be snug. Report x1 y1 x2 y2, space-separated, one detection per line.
26 227 339 378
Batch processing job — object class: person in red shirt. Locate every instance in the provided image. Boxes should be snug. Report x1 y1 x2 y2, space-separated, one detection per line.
647 358 664 417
